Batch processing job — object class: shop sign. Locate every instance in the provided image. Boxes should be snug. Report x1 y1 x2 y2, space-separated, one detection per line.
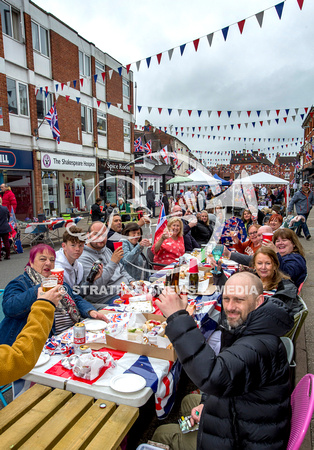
100 159 131 174
0 148 33 170
41 152 96 172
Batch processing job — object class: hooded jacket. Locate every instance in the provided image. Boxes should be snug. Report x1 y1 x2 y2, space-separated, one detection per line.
55 248 84 287
78 245 133 305
288 188 314 215
166 297 294 449
1 189 17 213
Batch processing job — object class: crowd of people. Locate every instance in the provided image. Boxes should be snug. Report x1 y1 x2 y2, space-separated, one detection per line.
0 179 312 449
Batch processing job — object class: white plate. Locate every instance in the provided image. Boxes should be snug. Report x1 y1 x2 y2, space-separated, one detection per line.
84 320 107 332
34 353 50 368
110 374 146 393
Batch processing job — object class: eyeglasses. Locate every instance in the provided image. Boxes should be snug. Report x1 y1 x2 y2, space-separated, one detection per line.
248 231 257 236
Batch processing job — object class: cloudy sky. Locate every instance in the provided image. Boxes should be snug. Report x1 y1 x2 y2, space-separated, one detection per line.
33 0 313 164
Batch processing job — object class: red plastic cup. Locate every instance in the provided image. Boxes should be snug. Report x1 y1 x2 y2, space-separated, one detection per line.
51 268 64 285
262 233 273 242
113 242 123 251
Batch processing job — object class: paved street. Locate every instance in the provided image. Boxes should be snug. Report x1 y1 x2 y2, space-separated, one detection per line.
0 215 314 448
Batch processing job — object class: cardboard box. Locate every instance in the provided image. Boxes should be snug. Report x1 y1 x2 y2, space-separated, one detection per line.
90 313 177 362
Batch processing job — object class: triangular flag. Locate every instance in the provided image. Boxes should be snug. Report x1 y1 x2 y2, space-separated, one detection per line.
158 108 162 114
222 27 229 41
67 81 70 88
283 117 287 123
256 11 264 27
80 78 84 87
180 44 186 56
207 33 214 47
207 110 212 117
198 110 202 117
157 53 162 64
102 72 106 82
66 95 70 102
55 93 59 101
118 67 122 76
108 70 113 80
227 111 232 117
297 0 304 10
193 38 200 51
97 100 101 107
275 2 284 19
117 103 121 109
178 109 182 116
148 107 152 114
168 109 172 115
126 64 131 74
94 74 98 83
168 48 174 60
138 106 142 113
238 19 245 34
127 105 132 112
276 109 280 116
73 80 77 88
146 57 151 68
136 61 141 71
187 110 192 116
76 97 80 104
55 84 59 92
107 102 111 108
260 121 263 126
217 111 222 117
247 111 251 117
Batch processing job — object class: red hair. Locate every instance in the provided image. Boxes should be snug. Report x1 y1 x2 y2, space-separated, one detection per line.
27 244 56 266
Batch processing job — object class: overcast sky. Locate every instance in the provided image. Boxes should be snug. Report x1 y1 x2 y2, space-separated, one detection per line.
33 0 314 164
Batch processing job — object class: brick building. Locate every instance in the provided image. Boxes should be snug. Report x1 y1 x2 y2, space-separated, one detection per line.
0 0 134 219
273 154 297 184
210 150 272 181
299 106 314 184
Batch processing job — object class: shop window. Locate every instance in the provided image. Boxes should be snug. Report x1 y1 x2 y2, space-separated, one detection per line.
31 21 49 57
7 77 28 116
123 78 130 99
81 105 93 133
95 60 105 83
79 51 90 77
36 91 53 120
97 111 107 135
0 0 21 41
123 121 130 141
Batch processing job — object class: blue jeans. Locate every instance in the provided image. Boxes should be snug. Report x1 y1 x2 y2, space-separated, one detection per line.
297 212 310 237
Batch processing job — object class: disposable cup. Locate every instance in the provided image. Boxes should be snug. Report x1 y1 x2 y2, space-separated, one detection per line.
113 242 123 250
263 233 273 242
51 268 64 285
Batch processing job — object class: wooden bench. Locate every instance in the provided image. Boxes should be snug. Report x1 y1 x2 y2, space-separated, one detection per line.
0 384 139 449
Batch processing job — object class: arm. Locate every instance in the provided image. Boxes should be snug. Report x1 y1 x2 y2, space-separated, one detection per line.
3 276 40 319
0 300 56 385
121 241 142 264
229 252 252 266
277 253 307 285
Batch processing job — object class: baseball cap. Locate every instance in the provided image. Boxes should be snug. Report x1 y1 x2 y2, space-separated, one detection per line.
303 180 310 185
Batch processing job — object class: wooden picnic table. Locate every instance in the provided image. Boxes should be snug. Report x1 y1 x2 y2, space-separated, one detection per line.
0 383 139 449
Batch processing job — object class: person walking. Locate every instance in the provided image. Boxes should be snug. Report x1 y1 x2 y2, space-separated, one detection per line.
0 183 17 214
162 192 169 216
288 180 314 240
146 185 156 218
0 198 11 260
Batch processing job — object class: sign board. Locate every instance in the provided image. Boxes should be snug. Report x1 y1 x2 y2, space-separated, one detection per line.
99 159 131 174
41 152 96 172
0 148 33 170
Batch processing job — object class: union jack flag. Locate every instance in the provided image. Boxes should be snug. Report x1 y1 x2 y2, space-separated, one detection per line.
144 139 152 158
154 204 168 244
305 151 311 161
172 150 179 166
134 137 143 152
45 103 60 144
159 145 169 164
295 162 301 170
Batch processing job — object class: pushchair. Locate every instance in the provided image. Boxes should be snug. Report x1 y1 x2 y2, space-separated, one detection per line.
282 215 305 232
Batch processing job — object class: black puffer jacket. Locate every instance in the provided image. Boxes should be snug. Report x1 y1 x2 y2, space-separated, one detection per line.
166 297 294 449
191 220 213 246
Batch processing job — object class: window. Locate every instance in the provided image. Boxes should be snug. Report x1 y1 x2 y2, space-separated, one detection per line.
7 77 28 116
95 60 105 83
0 0 20 40
123 78 130 99
81 105 92 133
79 51 90 77
123 121 130 141
31 21 49 57
97 111 106 135
36 91 53 120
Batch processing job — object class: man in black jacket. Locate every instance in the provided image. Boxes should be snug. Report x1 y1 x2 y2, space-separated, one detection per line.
0 199 11 260
91 198 106 222
154 272 293 449
146 185 156 218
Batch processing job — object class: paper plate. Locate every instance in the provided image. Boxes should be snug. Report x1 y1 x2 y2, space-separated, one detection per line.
34 353 50 368
110 374 146 393
84 320 107 332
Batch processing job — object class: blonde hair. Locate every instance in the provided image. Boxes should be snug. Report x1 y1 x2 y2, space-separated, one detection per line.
253 247 289 290
167 217 183 237
200 210 209 226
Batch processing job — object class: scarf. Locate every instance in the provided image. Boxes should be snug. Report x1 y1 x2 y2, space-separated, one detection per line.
25 266 81 323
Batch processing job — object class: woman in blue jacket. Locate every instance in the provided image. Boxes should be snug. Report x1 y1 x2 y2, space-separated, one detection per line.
0 244 107 346
120 223 151 280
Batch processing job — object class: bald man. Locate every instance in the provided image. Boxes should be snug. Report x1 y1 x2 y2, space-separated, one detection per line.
153 272 293 449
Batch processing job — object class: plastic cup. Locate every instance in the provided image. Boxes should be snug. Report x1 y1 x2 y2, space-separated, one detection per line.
113 242 123 250
42 276 58 292
51 268 64 285
263 233 273 242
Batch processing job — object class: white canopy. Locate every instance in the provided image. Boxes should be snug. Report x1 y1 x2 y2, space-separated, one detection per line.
185 169 221 186
234 172 289 185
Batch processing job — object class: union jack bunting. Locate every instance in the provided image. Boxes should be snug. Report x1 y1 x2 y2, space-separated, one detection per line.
134 137 143 152
144 139 152 158
305 151 311 161
159 145 169 164
45 103 60 143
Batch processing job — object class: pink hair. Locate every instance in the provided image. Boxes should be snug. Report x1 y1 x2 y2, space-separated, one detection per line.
27 244 56 266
